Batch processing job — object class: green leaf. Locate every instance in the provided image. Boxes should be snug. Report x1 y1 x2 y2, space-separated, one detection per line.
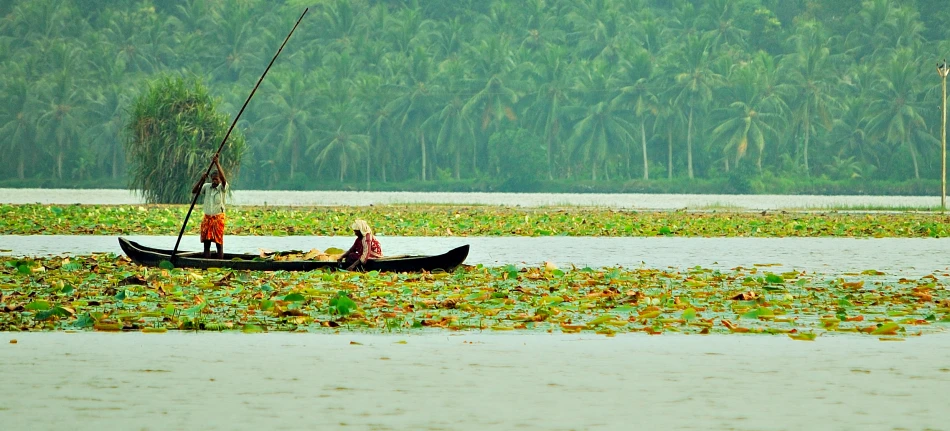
658 226 672 235
241 324 263 333
329 292 356 316
587 314 613 326
184 303 207 317
35 307 73 321
61 262 82 271
158 260 174 270
741 307 774 319
541 296 563 305
25 300 51 311
765 273 784 284
71 313 96 328
871 322 901 335
682 308 697 321
283 293 306 302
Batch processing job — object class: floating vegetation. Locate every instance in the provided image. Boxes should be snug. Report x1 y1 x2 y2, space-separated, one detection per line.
2 204 950 237
2 254 948 338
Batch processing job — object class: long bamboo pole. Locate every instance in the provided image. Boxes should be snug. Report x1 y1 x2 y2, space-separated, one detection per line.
938 60 948 210
170 8 308 263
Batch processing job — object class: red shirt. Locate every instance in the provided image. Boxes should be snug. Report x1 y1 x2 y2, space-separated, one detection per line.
348 234 382 263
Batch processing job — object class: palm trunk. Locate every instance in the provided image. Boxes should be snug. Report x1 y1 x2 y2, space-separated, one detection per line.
472 135 477 174
641 118 649 180
421 131 427 181
803 109 810 176
56 151 64 180
546 126 555 180
366 149 371 190
725 157 730 172
455 150 461 180
290 139 298 180
340 156 346 182
687 106 694 179
112 144 119 179
667 127 673 179
17 145 25 179
910 143 920 179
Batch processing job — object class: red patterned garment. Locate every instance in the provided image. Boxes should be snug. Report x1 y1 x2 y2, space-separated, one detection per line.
200 213 226 245
345 233 383 264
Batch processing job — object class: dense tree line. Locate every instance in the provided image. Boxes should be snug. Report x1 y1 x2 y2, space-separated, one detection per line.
2 0 950 191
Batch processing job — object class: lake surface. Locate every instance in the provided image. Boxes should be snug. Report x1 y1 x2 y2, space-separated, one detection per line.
0 188 942 210
1 332 947 431
3 235 949 276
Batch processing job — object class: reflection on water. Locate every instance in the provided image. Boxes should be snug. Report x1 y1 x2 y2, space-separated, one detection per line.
2 332 949 431
0 188 940 209
2 235 947 276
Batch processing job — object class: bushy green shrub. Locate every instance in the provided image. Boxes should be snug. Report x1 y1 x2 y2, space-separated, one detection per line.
125 75 246 203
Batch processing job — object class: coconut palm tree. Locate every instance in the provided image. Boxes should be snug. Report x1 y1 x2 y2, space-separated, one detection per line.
612 46 659 179
0 70 38 179
386 46 438 180
256 69 319 182
670 32 722 179
709 55 787 172
523 45 573 179
865 48 932 179
36 54 87 180
782 20 838 176
565 59 634 181
310 98 369 182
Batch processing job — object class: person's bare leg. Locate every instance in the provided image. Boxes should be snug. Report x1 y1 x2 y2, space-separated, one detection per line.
203 241 211 258
215 243 224 260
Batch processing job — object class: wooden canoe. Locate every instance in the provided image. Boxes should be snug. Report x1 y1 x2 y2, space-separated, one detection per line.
118 237 469 272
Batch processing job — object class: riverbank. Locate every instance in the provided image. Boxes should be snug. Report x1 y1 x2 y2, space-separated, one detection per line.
1 188 945 210
1 332 947 431
0 176 940 196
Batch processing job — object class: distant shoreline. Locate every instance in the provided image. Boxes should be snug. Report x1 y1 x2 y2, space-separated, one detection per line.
1 188 943 210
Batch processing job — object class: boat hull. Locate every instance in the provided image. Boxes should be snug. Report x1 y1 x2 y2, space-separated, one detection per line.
118 237 469 272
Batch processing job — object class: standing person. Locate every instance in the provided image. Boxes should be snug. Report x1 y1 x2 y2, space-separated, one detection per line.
341 219 383 271
192 154 228 259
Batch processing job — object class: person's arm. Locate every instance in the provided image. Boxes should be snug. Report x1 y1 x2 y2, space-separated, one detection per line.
214 155 227 188
357 236 371 264
345 236 371 270
344 238 363 270
192 172 207 194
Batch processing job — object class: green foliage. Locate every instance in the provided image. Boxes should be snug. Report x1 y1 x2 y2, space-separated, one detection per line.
5 203 950 238
329 291 357 316
0 253 945 337
125 75 246 203
489 129 547 191
1 0 948 192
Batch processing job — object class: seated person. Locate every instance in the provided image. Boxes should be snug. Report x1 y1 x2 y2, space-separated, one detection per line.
341 219 383 270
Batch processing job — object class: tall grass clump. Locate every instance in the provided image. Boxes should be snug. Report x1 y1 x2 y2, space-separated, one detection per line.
125 75 245 203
